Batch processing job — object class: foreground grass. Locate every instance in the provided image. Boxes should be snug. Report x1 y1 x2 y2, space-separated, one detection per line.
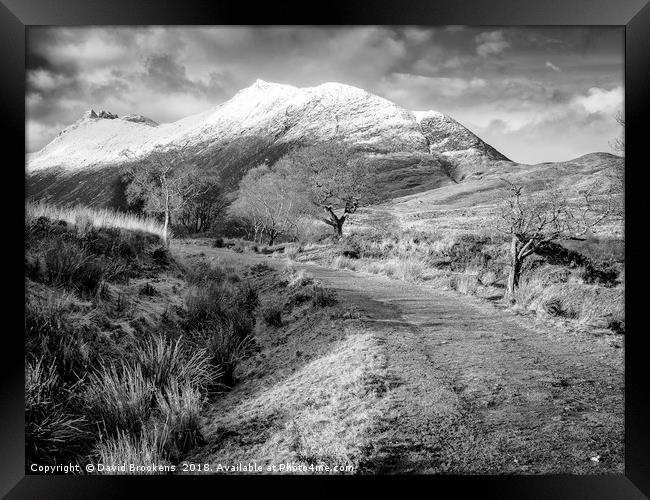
24 209 261 471
25 209 353 474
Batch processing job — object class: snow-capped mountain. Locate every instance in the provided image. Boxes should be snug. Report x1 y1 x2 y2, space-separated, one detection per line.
26 80 510 207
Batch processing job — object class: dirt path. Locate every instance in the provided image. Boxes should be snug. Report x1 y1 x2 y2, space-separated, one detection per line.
174 241 624 474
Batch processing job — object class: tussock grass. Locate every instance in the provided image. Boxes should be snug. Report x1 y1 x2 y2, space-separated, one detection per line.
25 213 269 471
514 271 624 329
332 255 357 271
184 281 257 338
382 257 427 282
182 261 259 386
25 356 89 464
84 361 156 435
155 380 205 456
205 326 255 386
261 297 285 326
27 200 166 240
135 335 217 391
93 428 171 474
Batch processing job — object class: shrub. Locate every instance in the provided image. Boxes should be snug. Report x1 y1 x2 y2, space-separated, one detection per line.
261 298 285 327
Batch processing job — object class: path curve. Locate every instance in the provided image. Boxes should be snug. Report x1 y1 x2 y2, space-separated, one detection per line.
174 241 624 474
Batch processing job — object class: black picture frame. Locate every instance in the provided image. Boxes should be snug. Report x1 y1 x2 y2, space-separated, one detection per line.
3 0 648 497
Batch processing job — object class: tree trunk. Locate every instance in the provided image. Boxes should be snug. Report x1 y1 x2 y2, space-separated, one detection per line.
328 215 345 237
335 218 344 237
163 210 169 247
506 235 522 299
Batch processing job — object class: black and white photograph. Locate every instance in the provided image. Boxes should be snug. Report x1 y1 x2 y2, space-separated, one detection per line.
23 23 627 477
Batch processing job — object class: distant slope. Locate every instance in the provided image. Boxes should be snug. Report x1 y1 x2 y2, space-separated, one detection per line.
378 152 624 238
26 80 508 208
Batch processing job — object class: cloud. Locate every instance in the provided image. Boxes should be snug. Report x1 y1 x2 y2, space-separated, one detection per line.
545 61 561 72
572 86 623 115
475 30 510 57
25 26 623 163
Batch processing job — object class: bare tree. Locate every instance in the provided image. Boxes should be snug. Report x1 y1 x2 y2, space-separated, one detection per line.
610 111 625 157
496 180 614 298
121 146 197 245
229 163 307 245
177 172 227 234
281 140 377 237
608 112 625 220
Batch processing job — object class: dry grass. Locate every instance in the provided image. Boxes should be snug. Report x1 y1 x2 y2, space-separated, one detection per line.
24 213 261 471
322 227 624 333
25 356 89 464
187 320 387 473
93 427 172 474
514 271 625 330
26 200 166 240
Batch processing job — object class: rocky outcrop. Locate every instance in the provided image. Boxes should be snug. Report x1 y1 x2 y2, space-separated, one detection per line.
82 109 118 120
121 114 159 127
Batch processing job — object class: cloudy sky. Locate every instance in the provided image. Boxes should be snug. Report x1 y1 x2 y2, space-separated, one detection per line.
26 26 623 163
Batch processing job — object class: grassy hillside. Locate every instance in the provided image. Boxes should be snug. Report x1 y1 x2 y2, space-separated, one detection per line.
381 152 623 237
24 203 355 473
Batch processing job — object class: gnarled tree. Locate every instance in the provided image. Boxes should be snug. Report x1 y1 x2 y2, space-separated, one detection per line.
496 180 614 298
281 140 376 237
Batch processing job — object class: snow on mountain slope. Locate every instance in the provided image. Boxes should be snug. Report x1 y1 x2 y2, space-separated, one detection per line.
26 80 512 207
28 80 505 172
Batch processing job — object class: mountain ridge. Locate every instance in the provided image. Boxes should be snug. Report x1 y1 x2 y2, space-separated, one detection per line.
27 80 506 172
25 80 618 211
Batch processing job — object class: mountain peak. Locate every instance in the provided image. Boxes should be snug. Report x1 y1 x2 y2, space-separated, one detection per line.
81 109 118 120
